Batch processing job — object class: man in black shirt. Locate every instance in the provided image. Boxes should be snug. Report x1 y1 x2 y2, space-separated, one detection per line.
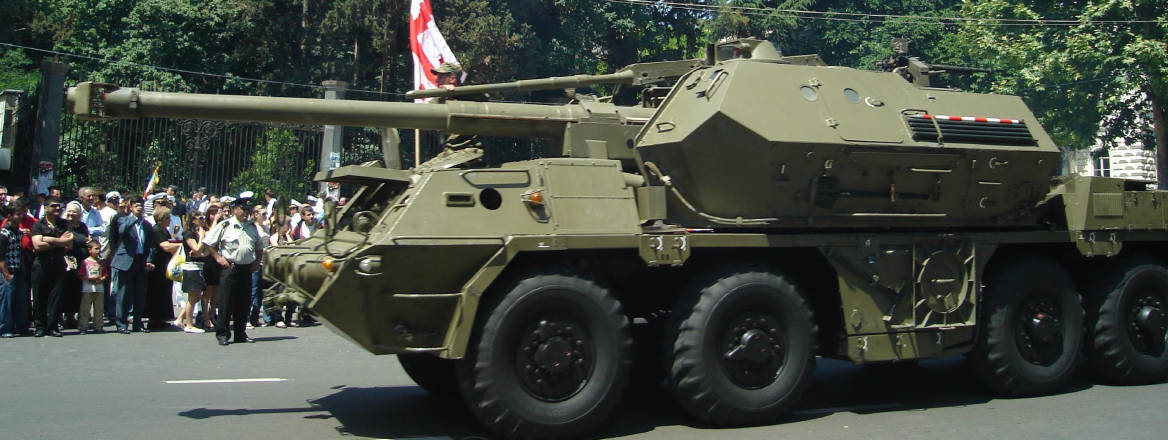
30 197 72 337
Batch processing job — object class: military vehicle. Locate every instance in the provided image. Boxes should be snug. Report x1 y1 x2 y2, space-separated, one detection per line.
67 39 1168 439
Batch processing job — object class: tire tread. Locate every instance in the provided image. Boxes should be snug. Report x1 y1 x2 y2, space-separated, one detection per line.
667 268 817 426
971 256 1082 397
1084 256 1168 385
457 269 632 439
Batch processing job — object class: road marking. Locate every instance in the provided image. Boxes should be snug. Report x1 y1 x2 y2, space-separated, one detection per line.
165 378 289 384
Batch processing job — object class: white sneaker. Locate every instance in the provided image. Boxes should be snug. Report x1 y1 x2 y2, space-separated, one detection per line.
183 326 206 334
275 321 287 328
245 322 255 330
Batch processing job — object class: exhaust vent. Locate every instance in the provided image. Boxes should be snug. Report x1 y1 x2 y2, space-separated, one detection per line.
906 114 1036 145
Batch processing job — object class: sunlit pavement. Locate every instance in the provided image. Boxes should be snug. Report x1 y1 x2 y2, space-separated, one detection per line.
2 323 1165 440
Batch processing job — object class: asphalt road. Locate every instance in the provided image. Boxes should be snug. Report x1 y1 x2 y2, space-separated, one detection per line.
2 323 1165 440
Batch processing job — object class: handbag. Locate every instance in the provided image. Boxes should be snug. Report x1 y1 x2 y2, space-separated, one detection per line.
166 243 186 281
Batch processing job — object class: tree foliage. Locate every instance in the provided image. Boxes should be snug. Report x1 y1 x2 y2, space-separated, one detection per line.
0 48 40 92
952 0 1166 184
2 0 1164 181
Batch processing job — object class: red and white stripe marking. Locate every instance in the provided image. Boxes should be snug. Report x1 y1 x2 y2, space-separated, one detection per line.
916 114 1023 124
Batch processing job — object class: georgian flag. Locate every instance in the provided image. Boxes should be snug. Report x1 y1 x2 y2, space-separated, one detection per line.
410 0 462 103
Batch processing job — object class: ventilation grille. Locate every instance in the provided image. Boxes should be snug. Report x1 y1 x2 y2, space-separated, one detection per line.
906 114 1036 145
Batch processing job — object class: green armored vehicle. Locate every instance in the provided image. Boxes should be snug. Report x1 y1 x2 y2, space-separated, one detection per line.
67 39 1168 439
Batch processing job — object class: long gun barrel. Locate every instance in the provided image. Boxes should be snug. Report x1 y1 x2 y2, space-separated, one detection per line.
406 59 705 100
66 82 653 138
927 64 993 75
407 71 636 100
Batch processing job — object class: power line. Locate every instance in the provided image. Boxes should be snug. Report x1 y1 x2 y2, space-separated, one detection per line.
605 0 1167 27
0 41 410 98
0 38 1121 103
0 41 568 105
0 40 598 106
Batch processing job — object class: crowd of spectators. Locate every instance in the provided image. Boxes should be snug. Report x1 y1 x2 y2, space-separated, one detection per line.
0 184 335 345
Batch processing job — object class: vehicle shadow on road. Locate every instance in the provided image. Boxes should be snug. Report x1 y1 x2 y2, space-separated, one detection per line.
595 355 1093 438
177 355 1096 439
308 386 489 438
798 356 1094 415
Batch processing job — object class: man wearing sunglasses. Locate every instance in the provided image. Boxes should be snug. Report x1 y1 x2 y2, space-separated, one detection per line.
29 197 73 337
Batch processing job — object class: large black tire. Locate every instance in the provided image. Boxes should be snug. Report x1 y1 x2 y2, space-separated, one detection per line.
1085 257 1168 384
398 353 459 397
456 272 632 439
971 257 1083 396
666 269 817 426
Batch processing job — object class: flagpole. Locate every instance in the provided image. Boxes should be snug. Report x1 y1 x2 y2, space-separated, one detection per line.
415 129 421 167
410 0 460 170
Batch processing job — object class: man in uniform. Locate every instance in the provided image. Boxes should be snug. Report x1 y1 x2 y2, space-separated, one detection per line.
202 194 263 346
433 62 461 91
421 62 485 170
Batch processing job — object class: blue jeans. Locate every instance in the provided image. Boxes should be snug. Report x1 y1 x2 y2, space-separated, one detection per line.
0 271 30 335
249 268 270 324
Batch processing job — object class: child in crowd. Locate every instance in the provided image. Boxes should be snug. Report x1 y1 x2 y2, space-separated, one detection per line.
78 240 107 334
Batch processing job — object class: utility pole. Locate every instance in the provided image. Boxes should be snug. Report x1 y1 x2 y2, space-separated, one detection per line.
32 61 69 194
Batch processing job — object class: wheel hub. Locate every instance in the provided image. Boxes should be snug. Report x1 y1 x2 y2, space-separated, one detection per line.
726 329 781 363
1028 313 1057 343
516 319 593 402
1129 293 1167 355
534 337 575 373
720 314 786 389
1136 306 1164 335
1016 299 1063 365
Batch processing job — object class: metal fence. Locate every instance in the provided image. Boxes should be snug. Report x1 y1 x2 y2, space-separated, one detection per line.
50 88 552 199
56 114 327 197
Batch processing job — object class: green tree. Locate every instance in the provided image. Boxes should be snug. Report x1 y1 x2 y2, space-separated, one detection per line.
703 0 813 44
228 128 316 203
0 0 42 92
782 1 964 68
953 0 1167 185
0 49 40 92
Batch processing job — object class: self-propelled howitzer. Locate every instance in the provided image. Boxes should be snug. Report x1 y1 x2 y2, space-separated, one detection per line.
64 39 1168 440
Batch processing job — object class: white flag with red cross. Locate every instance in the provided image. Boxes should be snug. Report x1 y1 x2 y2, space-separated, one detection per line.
410 0 461 103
